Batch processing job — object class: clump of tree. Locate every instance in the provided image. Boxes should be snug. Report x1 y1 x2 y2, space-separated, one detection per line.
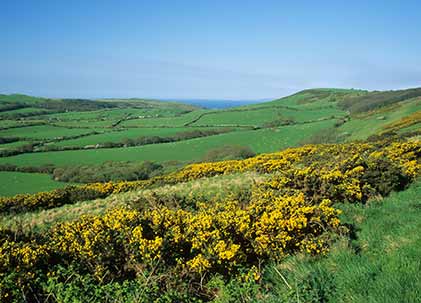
0 143 37 157
333 116 349 127
121 129 231 147
0 103 26 113
52 161 163 183
40 99 118 112
338 87 421 114
202 145 256 162
299 127 350 145
0 163 55 174
262 118 295 128
0 109 52 119
0 137 20 144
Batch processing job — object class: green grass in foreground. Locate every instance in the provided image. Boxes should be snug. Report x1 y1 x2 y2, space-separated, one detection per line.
238 181 421 303
0 171 69 197
3 175 419 302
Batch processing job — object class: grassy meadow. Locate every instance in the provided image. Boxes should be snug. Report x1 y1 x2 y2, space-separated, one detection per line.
0 171 69 197
0 125 99 140
0 120 335 167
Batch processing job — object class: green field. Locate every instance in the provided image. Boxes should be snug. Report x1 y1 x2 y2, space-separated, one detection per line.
0 107 52 116
51 126 228 147
0 88 420 195
0 171 69 196
0 88 421 302
0 125 99 140
120 109 209 127
51 120 118 128
0 120 335 167
338 98 421 140
191 106 345 126
40 107 189 122
0 119 44 129
191 108 281 126
0 140 32 150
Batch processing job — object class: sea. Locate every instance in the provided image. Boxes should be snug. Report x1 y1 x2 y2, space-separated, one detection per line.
174 99 268 109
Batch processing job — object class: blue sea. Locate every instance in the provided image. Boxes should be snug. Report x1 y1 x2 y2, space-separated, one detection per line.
175 99 267 109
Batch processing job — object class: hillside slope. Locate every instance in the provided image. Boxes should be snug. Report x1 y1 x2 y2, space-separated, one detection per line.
0 87 420 197
0 140 420 302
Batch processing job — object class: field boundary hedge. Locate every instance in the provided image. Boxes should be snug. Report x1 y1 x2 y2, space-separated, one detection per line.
1 140 419 214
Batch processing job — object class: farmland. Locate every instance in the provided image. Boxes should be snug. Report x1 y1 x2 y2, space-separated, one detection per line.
0 125 100 140
0 120 335 167
0 88 420 196
0 171 69 196
50 127 228 148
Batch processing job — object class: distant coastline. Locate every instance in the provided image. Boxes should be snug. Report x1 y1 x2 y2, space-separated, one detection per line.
166 99 270 109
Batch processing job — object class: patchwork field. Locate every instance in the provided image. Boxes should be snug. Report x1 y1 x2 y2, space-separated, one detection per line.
0 88 420 196
0 125 99 140
50 127 228 148
0 120 335 167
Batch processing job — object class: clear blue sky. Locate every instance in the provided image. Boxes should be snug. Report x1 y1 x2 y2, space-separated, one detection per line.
1 0 420 100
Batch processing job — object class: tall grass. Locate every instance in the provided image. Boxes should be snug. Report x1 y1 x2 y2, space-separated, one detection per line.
217 181 421 302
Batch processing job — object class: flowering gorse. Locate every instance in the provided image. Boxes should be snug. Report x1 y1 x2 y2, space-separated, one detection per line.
0 140 420 301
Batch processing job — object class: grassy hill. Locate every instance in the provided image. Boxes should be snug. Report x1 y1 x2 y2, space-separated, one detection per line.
0 87 420 196
0 87 420 301
0 140 420 302
0 94 198 118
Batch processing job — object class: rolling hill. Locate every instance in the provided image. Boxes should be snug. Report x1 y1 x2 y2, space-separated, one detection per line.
0 87 420 196
0 87 420 302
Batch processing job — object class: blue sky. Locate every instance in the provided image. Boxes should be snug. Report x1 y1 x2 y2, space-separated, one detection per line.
1 0 421 100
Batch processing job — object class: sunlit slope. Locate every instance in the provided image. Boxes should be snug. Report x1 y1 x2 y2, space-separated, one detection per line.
1 88 420 169
337 95 421 140
1 140 419 302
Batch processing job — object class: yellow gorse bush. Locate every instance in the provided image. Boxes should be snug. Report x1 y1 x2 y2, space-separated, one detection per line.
0 140 420 300
1 141 420 213
0 239 49 301
383 110 421 132
49 187 340 279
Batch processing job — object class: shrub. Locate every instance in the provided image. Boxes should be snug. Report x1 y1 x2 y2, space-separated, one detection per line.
202 145 256 162
1 141 420 215
338 88 421 114
52 161 163 183
0 140 421 301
